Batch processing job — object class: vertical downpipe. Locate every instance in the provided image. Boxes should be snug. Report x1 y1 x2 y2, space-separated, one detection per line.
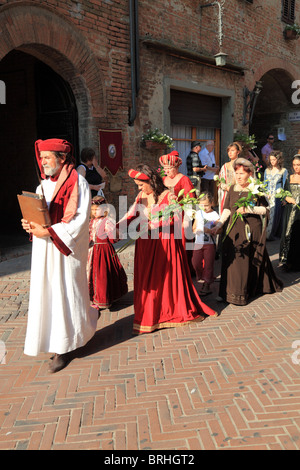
129 0 139 125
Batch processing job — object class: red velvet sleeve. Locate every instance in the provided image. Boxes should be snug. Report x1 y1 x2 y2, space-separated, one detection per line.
48 227 72 256
116 193 142 230
176 175 194 200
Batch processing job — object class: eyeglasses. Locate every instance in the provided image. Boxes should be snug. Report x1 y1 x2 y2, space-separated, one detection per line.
268 137 274 140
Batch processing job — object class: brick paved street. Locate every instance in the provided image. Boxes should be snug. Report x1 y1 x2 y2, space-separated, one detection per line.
0 240 299 450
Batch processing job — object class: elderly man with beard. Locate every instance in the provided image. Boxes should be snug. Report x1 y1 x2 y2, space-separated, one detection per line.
21 138 98 373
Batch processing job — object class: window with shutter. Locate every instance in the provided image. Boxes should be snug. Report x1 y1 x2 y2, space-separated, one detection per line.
282 0 295 23
169 89 221 190
169 89 221 128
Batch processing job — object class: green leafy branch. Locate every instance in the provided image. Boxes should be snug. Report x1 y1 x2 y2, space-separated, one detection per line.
275 188 300 210
222 175 268 242
115 188 202 255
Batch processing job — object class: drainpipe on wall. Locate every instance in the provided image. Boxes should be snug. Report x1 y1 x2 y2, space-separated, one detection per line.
129 0 140 126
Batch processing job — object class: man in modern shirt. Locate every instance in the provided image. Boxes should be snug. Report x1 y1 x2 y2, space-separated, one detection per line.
261 134 274 167
199 140 219 193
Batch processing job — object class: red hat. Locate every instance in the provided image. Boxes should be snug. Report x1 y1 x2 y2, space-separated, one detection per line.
35 138 74 178
128 169 150 181
36 139 73 154
159 150 182 168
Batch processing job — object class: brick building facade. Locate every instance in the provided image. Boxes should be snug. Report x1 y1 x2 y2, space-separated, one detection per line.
0 0 300 231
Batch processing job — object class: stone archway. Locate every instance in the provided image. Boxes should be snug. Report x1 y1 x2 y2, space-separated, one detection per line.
0 3 106 242
250 66 299 165
0 49 80 239
0 2 106 148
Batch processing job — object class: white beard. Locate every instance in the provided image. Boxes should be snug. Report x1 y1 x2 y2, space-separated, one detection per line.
43 159 62 177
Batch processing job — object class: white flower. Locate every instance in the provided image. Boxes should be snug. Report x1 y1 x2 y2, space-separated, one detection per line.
248 182 258 194
185 208 196 219
213 175 219 181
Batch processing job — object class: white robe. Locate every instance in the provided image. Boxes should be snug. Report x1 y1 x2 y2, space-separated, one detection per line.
24 174 98 356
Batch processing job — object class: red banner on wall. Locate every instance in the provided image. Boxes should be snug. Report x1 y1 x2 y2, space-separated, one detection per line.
99 129 123 175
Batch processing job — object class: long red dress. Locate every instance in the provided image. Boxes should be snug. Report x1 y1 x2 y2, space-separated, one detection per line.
88 217 128 309
163 172 196 271
122 189 216 334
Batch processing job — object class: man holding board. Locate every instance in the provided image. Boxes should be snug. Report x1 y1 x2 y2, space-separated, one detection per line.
21 138 97 373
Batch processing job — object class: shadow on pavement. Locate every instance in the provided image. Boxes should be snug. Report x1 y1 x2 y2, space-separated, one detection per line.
73 313 136 361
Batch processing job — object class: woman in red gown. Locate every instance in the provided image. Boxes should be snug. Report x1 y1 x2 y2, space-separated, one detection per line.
159 150 194 198
159 150 196 273
119 164 216 334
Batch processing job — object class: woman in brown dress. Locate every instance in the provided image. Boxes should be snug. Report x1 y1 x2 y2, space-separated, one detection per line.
212 158 283 306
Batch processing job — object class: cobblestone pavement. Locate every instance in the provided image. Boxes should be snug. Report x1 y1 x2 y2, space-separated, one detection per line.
0 240 299 450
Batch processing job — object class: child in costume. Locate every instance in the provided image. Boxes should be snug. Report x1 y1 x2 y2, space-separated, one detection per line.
87 196 128 312
192 192 220 295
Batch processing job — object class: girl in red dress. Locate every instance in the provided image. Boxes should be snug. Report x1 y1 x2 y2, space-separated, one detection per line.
88 196 128 312
119 164 216 334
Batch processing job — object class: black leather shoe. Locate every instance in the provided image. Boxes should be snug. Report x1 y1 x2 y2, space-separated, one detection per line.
49 353 71 373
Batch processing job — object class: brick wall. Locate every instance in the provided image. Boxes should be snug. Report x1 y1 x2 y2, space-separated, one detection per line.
136 0 300 137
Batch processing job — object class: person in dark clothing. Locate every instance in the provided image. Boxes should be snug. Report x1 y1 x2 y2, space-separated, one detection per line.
211 158 283 305
186 141 207 192
77 147 107 197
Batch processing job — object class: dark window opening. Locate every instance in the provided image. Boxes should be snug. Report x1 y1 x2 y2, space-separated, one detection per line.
282 0 295 24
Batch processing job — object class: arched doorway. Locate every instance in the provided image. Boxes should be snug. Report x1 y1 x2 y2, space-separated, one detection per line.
35 60 79 156
0 49 78 247
250 68 298 166
0 3 106 255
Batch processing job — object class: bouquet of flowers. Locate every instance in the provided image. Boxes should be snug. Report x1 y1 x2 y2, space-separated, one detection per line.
255 162 264 177
222 175 268 242
213 175 226 187
275 188 300 210
115 188 201 255
151 187 199 223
